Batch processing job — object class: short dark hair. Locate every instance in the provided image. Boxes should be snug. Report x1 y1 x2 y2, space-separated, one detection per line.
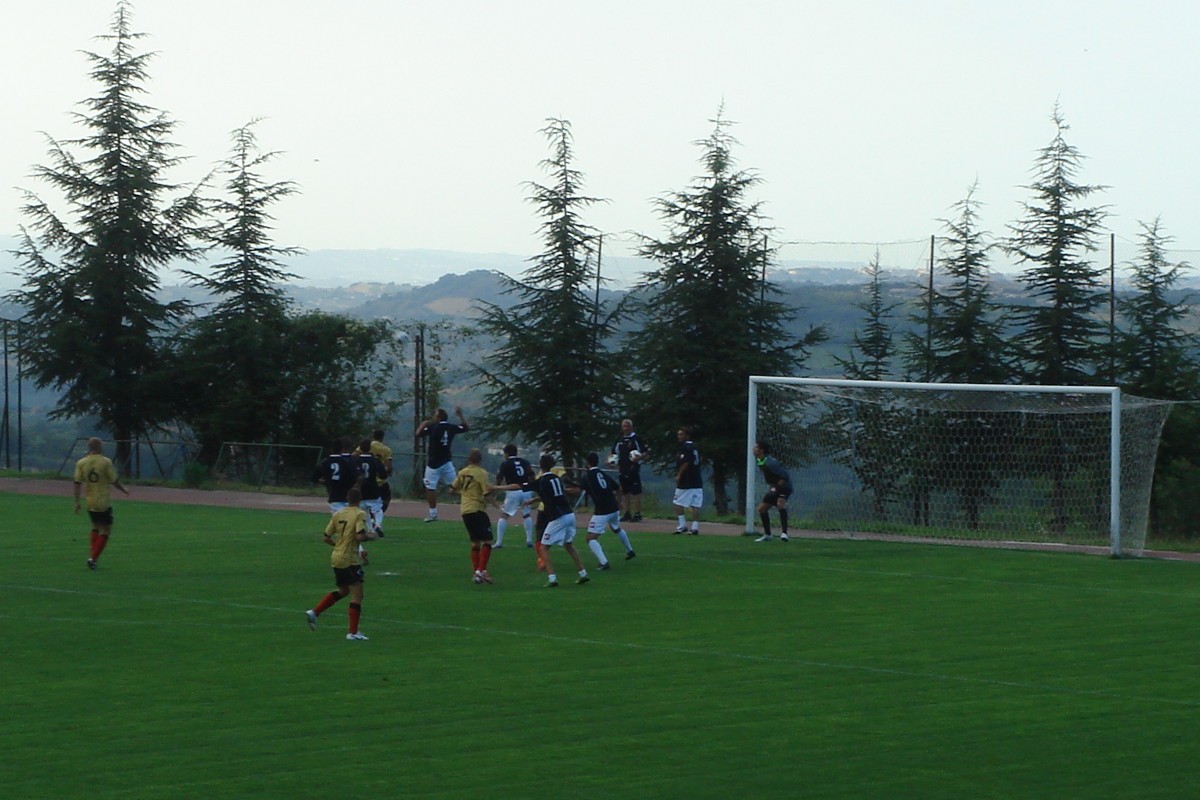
503 443 517 457
756 440 771 455
585 452 599 467
539 453 556 471
435 408 448 421
372 429 385 441
359 438 373 455
467 448 483 464
346 487 362 505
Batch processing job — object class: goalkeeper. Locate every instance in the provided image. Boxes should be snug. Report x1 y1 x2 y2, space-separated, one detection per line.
753 440 792 542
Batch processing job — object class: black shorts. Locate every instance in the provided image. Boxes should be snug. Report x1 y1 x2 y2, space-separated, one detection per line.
619 470 643 495
462 510 493 542
762 487 792 507
87 508 115 527
333 565 365 587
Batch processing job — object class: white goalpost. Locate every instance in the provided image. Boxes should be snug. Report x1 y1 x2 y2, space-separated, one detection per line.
746 377 1172 556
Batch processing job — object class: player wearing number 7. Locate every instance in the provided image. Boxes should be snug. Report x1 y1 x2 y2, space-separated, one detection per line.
305 487 378 640
450 448 521 584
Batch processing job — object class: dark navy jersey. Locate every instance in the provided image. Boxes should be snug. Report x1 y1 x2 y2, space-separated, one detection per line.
612 432 647 474
496 456 535 490
676 440 702 489
581 467 621 515
419 420 468 468
313 453 357 503
535 471 574 522
757 456 792 492
355 454 389 501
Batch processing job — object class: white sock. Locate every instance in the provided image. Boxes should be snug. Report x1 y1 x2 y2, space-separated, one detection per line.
523 515 533 544
677 514 686 528
691 520 700 532
578 569 588 578
496 518 507 545
429 508 438 519
548 573 557 583
588 538 608 565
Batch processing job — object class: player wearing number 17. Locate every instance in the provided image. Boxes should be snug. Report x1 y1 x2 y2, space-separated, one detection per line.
450 448 519 584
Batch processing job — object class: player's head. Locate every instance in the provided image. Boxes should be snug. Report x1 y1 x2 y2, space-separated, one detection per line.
372 429 385 442
435 408 448 421
677 427 691 441
754 440 770 457
334 436 350 453
359 438 373 455
621 418 633 434
539 453 556 471
467 448 483 465
86 437 103 454
503 443 518 457
585 452 599 467
346 487 362 506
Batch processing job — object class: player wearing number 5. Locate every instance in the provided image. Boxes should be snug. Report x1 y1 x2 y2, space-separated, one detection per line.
73 437 129 570
305 487 377 640
416 406 469 522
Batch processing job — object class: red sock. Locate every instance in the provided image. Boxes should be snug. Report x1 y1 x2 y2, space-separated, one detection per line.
348 602 361 633
89 530 99 557
470 545 480 570
93 533 110 559
478 543 493 570
313 591 341 615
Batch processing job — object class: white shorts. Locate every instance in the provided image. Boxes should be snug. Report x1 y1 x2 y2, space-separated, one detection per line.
423 462 457 491
502 489 535 516
587 510 622 536
328 501 348 514
540 513 577 546
362 497 383 531
673 488 704 509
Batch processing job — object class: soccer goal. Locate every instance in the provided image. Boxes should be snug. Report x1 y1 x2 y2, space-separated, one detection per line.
746 377 1172 556
213 442 325 488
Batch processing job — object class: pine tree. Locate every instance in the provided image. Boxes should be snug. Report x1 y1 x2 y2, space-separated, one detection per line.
838 250 898 382
1005 106 1109 385
472 118 617 464
173 121 302 464
623 110 824 513
6 2 203 470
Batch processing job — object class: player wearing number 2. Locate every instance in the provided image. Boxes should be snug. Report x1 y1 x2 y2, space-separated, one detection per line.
416 406 469 522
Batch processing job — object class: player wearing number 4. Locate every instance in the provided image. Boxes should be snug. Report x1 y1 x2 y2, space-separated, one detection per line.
416 406 469 522
450 448 519 584
580 452 636 568
673 427 703 535
753 440 793 542
305 487 378 640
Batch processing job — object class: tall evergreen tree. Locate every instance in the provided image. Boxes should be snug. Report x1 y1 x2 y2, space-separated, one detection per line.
623 111 824 513
173 121 301 463
838 250 898 382
472 118 617 465
1005 106 1109 385
6 2 202 470
911 183 1012 384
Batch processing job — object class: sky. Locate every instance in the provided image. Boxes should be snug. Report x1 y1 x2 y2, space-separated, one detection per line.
4 0 1200 276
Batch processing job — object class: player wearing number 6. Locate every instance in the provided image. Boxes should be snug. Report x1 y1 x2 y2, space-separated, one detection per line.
73 437 129 570
580 452 636 568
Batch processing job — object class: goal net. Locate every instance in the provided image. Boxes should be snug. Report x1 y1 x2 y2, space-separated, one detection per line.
746 377 1172 556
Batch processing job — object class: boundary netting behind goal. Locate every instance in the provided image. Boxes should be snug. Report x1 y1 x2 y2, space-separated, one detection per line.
747 378 1171 556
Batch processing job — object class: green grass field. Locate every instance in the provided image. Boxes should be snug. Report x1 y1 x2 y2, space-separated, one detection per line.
2 493 1197 799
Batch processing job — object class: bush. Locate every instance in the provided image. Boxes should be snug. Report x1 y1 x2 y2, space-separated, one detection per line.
183 461 209 488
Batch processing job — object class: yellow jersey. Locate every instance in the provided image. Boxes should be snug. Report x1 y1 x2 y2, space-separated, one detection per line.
325 506 367 568
370 440 392 484
73 453 119 512
451 464 491 514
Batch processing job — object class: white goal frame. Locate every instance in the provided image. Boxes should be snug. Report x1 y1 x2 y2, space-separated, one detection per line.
746 377 1147 556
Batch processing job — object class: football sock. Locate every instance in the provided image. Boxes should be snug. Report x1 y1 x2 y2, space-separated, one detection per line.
470 545 481 570
547 572 557 584
588 539 608 565
523 514 533 543
94 533 110 559
479 543 493 570
495 519 507 546
691 521 700 532
759 511 772 536
616 529 632 551
314 592 341 615
348 602 361 633
779 509 789 534
677 514 686 528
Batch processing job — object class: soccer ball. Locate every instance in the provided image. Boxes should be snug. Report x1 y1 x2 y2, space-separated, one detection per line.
629 450 642 462
606 453 618 466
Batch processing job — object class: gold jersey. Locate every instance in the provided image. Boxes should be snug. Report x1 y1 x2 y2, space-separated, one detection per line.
451 464 491 515
325 506 367 568
73 453 119 512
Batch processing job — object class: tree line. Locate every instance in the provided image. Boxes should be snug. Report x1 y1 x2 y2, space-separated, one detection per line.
7 5 1199 536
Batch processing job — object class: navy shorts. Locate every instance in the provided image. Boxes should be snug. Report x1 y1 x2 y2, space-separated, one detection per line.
87 508 115 527
462 510 493 542
761 487 792 507
333 565 365 587
619 469 643 495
